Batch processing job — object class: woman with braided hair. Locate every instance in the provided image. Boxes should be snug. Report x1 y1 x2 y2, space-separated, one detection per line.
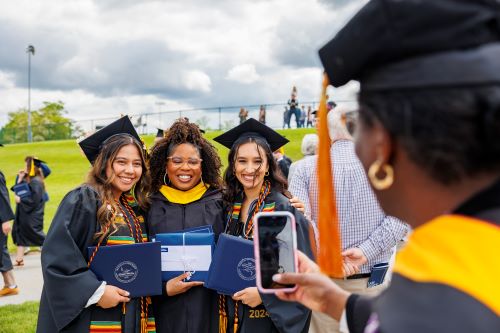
147 117 225 333
213 118 313 333
37 116 155 333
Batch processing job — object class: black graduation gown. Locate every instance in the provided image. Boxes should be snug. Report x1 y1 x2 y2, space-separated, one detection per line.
223 189 313 333
147 187 225 333
345 180 500 333
0 171 15 269
37 185 154 333
12 177 45 246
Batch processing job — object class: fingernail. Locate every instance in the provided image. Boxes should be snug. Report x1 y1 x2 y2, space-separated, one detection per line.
233 292 239 297
272 274 281 282
125 292 130 296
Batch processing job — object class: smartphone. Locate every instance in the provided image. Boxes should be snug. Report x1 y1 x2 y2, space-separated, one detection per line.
253 211 298 293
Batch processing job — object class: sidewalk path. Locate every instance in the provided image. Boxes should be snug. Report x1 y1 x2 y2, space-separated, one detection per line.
0 252 43 306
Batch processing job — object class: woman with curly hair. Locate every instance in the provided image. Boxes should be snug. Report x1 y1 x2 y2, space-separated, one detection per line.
213 118 314 333
147 118 225 333
37 117 155 333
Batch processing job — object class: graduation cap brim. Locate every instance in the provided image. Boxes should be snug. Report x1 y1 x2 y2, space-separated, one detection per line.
33 158 46 167
79 116 141 164
318 0 500 90
213 118 289 152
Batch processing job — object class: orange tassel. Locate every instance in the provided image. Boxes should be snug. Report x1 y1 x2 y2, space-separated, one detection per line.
317 73 343 278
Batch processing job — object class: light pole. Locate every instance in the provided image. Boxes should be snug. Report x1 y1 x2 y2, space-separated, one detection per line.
26 45 35 143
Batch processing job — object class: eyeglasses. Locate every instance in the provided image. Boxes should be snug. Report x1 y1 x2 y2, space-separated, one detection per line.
167 156 203 169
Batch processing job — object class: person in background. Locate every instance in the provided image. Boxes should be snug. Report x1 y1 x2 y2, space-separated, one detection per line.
0 144 19 297
239 107 249 124
299 105 306 128
283 107 291 129
306 106 314 128
259 105 267 124
214 118 313 333
12 157 47 266
288 106 408 333
147 118 225 333
287 87 300 128
37 116 155 333
287 133 319 183
273 147 293 179
275 1 500 332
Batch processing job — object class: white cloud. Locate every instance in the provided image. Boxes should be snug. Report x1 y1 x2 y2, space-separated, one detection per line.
226 64 260 84
182 70 212 93
0 0 366 129
0 71 15 89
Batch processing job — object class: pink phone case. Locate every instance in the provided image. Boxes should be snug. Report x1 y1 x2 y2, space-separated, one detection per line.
253 211 298 294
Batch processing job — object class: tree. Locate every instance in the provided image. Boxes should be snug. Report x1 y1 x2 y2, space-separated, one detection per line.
0 101 77 143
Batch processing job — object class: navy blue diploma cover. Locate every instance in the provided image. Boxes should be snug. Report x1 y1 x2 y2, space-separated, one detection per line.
87 242 162 297
11 183 31 199
206 234 256 295
155 232 214 283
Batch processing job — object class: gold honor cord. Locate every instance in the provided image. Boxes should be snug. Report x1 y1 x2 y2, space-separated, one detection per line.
317 73 343 278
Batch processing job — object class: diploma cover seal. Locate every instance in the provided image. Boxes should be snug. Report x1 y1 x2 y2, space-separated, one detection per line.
237 258 256 281
114 261 139 283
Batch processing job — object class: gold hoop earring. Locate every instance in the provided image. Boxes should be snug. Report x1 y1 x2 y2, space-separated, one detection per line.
265 171 269 176
368 159 394 190
163 173 169 185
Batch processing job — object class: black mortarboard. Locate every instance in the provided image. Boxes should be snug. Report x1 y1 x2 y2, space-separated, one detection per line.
213 118 289 152
319 0 500 91
79 116 141 164
156 128 164 138
32 158 51 178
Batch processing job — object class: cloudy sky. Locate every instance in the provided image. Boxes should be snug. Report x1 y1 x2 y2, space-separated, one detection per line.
0 0 366 130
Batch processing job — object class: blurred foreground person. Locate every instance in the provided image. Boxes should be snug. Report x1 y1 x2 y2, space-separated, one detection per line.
275 0 500 332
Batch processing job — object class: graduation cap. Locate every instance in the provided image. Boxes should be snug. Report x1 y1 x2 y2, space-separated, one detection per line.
156 128 164 138
318 0 500 91
31 158 51 178
213 118 289 152
79 116 141 164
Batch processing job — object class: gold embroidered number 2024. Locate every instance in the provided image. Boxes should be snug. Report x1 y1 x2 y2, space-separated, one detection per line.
249 309 269 318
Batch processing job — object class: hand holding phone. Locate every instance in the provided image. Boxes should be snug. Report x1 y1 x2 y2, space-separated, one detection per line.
254 211 298 293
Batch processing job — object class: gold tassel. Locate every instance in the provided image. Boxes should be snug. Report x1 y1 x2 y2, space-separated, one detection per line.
141 313 147 333
219 314 227 333
29 159 36 177
233 302 239 333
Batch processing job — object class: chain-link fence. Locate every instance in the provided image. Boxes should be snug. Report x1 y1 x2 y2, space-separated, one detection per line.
1 100 358 143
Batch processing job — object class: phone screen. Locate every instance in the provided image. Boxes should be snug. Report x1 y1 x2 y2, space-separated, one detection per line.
257 214 296 289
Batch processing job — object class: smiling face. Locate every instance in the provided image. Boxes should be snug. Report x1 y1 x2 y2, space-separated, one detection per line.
234 142 269 194
166 143 203 191
106 144 143 199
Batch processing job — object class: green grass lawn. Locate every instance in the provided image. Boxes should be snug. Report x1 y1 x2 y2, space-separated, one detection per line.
0 301 39 333
2 127 315 250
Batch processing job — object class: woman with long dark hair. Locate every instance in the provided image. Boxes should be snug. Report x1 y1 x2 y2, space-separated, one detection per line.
147 118 225 333
37 117 155 333
12 156 47 266
214 118 314 333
